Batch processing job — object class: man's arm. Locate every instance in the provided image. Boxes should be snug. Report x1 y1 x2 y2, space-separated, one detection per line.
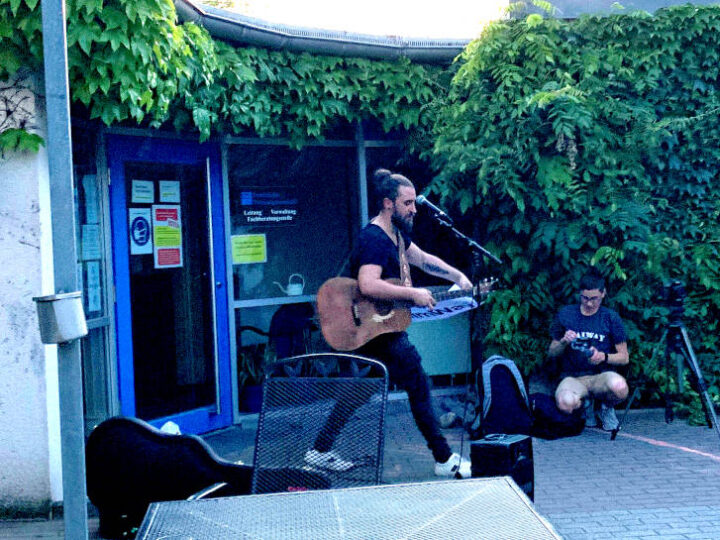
405 243 472 289
611 342 630 365
589 342 629 366
357 264 435 307
589 311 630 365
548 330 577 358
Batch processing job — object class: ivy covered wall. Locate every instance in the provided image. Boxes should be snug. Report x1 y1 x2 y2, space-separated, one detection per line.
0 0 440 151
3 0 720 418
427 4 720 419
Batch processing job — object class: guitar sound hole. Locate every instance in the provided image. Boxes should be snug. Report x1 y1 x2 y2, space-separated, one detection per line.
375 300 393 315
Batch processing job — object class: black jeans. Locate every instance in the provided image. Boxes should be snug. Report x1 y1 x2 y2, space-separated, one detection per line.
314 332 452 464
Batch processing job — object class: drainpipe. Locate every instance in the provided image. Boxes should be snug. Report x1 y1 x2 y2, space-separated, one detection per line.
174 0 469 63
40 1 88 539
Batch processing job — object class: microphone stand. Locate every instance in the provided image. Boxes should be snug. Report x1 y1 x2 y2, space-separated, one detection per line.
429 213 502 265
423 211 501 460
426 210 501 373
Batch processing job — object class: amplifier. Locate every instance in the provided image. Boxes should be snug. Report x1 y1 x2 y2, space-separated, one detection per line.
470 433 534 501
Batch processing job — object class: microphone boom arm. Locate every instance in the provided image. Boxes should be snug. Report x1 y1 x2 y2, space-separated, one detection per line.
446 221 502 265
416 195 502 265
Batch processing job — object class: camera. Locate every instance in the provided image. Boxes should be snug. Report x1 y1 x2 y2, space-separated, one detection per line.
570 336 594 358
663 280 686 306
663 280 686 325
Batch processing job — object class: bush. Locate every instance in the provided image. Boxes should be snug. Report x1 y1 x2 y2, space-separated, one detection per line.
427 5 720 413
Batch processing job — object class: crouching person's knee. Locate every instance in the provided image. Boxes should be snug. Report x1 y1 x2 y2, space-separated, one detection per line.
608 375 629 402
556 391 581 414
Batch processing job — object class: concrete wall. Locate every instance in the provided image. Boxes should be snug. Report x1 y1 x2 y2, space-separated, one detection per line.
0 75 59 517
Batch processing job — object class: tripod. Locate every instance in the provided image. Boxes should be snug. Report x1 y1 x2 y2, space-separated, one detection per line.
662 322 720 441
613 320 720 445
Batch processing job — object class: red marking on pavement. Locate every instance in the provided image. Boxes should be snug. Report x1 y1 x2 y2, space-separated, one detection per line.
615 431 720 463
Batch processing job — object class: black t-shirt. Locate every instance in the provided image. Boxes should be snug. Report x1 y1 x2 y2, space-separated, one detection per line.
550 304 628 377
348 224 412 280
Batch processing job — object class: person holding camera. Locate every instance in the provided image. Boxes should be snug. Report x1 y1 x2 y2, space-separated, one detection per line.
548 270 629 430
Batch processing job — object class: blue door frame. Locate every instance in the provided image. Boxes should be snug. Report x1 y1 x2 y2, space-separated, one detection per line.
107 134 233 434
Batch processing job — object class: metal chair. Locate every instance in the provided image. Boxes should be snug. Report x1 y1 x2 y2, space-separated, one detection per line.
267 302 317 358
251 353 389 494
239 302 317 359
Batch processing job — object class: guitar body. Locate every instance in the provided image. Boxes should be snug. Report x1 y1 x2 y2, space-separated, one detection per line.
316 277 412 351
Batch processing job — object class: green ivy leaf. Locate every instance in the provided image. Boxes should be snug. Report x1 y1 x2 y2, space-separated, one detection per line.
9 0 22 16
76 24 95 55
0 128 44 154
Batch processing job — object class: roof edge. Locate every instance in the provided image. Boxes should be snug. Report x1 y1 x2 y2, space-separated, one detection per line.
174 0 469 63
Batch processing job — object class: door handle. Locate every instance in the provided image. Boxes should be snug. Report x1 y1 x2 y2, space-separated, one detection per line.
216 281 222 288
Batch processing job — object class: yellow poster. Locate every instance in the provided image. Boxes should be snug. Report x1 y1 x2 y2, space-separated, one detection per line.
154 226 181 247
232 234 267 264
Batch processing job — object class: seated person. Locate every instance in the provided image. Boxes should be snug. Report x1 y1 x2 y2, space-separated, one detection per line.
548 269 629 430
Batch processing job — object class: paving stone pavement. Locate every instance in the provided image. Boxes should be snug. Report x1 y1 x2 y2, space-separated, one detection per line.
2 393 720 539
204 396 720 539
533 408 720 539
412 404 720 540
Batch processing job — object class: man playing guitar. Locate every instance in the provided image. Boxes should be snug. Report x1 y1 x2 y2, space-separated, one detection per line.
305 168 473 478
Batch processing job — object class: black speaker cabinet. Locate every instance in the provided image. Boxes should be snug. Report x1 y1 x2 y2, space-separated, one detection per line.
470 433 534 501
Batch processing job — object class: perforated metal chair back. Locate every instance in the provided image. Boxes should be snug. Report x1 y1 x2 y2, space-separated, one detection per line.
251 353 388 494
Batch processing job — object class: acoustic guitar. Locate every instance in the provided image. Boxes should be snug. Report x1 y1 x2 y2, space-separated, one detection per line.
316 277 496 351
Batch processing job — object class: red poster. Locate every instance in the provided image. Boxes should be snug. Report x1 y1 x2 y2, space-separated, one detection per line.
155 208 178 221
152 204 183 269
156 248 181 266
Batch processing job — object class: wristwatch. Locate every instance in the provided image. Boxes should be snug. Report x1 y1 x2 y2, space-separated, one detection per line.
603 352 609 363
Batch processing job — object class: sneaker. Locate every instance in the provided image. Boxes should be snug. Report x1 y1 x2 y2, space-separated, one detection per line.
597 403 619 431
304 449 354 472
434 453 471 479
583 398 597 428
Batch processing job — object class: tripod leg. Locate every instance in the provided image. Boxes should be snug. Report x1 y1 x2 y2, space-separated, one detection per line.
676 349 685 397
678 327 720 445
664 343 675 424
611 386 641 441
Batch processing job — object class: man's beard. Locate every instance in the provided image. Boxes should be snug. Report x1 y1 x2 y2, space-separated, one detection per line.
392 211 413 235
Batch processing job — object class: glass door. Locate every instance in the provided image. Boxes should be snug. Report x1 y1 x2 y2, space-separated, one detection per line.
107 135 232 434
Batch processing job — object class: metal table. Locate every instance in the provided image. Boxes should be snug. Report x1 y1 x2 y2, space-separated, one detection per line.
136 476 561 539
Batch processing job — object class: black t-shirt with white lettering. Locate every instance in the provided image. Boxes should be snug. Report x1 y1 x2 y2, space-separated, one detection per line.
348 224 412 280
550 304 627 377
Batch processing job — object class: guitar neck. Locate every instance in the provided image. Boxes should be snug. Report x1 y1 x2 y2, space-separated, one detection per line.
427 286 475 302
426 280 495 302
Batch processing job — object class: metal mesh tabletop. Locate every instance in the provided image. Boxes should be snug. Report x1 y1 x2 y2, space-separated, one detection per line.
136 477 561 539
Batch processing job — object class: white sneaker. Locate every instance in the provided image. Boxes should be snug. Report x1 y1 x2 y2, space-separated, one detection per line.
304 449 354 472
434 453 471 479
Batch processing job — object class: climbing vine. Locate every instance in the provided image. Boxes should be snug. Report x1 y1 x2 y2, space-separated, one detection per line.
0 0 440 151
4 0 720 418
0 69 44 155
428 4 720 419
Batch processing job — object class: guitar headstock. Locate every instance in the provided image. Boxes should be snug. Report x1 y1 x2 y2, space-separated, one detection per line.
476 277 498 297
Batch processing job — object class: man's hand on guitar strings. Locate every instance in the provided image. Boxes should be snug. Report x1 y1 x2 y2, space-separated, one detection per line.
411 288 436 308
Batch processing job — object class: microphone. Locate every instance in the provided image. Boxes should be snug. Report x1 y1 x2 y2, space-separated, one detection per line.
415 195 453 224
